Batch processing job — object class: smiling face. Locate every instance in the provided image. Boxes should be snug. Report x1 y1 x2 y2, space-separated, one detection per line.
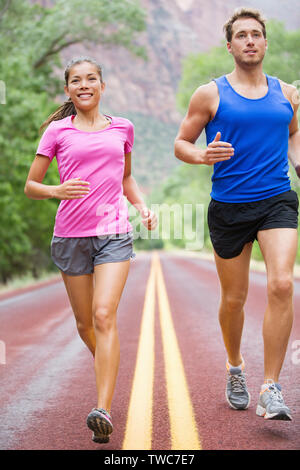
64 61 105 112
227 17 268 68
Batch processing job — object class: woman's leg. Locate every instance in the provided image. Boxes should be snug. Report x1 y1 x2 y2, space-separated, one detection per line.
61 271 96 356
92 260 130 413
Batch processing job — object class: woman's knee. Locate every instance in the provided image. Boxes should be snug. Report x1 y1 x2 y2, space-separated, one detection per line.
93 304 116 333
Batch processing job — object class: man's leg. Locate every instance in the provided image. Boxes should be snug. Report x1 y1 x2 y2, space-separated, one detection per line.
257 228 298 382
214 242 253 410
255 228 297 421
214 242 253 367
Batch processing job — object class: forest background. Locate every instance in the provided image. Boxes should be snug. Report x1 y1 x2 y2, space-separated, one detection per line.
0 0 300 285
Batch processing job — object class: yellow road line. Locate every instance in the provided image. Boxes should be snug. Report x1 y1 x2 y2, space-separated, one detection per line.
122 255 156 450
154 252 201 450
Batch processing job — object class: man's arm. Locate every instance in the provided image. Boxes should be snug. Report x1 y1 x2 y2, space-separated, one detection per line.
174 81 234 165
288 91 300 178
280 81 300 177
289 126 300 179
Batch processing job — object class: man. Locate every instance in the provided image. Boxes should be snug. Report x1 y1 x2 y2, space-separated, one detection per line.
174 8 300 420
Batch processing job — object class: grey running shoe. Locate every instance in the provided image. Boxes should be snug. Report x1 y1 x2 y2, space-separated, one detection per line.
225 362 251 410
256 382 292 421
87 408 113 443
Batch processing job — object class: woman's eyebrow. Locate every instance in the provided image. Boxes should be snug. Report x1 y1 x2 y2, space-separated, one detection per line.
70 73 98 79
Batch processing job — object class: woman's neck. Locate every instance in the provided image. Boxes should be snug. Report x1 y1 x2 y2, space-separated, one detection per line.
73 108 110 131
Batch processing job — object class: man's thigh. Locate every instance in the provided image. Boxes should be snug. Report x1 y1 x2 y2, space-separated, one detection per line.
214 241 253 300
257 228 298 278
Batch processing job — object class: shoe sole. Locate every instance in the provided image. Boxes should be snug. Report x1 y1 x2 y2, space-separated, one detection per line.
92 432 110 443
256 404 292 421
87 410 113 443
225 390 251 410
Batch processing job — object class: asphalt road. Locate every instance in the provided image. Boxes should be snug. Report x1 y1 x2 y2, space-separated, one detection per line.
0 251 299 450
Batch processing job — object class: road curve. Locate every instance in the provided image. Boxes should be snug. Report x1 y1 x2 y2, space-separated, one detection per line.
0 251 299 450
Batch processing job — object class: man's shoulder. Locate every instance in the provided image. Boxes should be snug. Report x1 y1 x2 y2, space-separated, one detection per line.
191 80 219 105
194 79 218 95
278 79 299 109
278 78 295 91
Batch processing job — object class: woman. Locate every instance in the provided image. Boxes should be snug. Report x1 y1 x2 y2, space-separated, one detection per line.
24 56 157 443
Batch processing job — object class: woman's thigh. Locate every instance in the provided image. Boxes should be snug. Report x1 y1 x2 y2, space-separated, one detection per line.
61 271 94 328
92 260 131 315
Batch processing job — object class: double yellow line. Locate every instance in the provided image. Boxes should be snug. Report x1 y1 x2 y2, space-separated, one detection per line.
123 252 201 450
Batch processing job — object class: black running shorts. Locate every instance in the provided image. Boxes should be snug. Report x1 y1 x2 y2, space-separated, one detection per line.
207 190 299 259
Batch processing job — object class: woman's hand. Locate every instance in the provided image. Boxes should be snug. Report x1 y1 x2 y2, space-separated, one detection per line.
53 177 90 199
141 207 158 231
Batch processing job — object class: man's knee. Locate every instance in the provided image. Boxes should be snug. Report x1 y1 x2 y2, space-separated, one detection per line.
220 292 247 314
267 275 294 300
76 319 94 338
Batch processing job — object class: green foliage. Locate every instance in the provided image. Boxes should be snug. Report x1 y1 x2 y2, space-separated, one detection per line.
176 43 233 114
0 0 146 283
147 162 213 252
119 112 180 190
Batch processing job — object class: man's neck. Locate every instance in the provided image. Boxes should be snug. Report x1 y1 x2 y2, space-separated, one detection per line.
228 65 266 87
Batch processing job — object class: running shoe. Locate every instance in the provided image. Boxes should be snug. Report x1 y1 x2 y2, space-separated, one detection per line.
86 408 113 443
256 382 292 421
225 362 251 410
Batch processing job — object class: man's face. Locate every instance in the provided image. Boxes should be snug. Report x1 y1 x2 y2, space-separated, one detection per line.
227 17 268 67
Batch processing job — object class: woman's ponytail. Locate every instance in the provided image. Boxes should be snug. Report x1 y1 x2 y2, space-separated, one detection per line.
39 98 76 132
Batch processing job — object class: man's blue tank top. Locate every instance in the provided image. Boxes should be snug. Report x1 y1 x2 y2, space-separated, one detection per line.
205 75 294 202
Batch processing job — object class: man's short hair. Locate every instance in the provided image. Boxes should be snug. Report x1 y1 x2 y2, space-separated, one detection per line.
224 8 267 42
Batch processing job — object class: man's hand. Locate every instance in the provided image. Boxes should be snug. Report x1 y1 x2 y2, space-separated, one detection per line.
198 132 234 165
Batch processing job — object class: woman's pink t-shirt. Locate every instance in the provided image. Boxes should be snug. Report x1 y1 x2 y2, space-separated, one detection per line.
36 115 134 237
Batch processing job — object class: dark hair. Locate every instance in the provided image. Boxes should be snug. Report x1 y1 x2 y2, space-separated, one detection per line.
40 56 103 131
223 7 267 42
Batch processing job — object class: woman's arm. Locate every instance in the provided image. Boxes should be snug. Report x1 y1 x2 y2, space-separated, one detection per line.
24 154 56 199
122 153 157 230
24 154 90 200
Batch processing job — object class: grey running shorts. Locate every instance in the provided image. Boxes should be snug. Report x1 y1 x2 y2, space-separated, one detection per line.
51 231 135 276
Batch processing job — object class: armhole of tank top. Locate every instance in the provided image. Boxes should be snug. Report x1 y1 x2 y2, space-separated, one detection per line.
273 77 294 114
208 79 221 123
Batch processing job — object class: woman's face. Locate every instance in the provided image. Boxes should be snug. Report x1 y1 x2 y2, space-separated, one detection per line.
64 61 105 112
